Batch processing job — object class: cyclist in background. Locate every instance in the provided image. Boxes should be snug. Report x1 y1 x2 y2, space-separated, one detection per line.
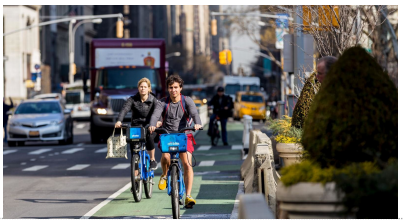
207 86 233 146
115 78 162 171
149 74 202 209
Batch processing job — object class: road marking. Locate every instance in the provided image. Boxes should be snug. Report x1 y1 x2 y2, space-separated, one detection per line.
198 160 215 167
67 164 90 171
193 171 220 176
48 154 54 156
77 143 84 146
40 156 45 158
230 181 244 219
55 152 59 155
76 124 86 129
231 145 243 150
30 159 36 161
111 163 130 170
157 162 161 168
21 162 27 165
197 145 211 151
29 148 53 155
4 166 8 168
81 182 131 219
62 148 84 154
3 150 17 155
95 147 108 153
22 165 48 171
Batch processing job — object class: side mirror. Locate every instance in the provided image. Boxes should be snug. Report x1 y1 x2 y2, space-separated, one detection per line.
6 110 13 115
64 109 72 114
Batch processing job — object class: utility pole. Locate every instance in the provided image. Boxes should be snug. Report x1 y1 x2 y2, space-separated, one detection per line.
293 6 304 92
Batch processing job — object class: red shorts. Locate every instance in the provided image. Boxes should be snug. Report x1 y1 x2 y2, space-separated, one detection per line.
158 133 196 154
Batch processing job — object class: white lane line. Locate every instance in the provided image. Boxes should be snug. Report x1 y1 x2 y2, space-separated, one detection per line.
231 145 243 150
76 124 86 129
77 143 84 146
95 147 108 153
193 171 220 176
40 156 45 158
3 150 17 155
67 164 90 171
111 163 130 170
4 166 8 168
21 162 27 165
22 165 48 171
62 148 84 154
157 162 161 168
197 145 211 151
30 159 36 161
81 182 131 219
198 160 215 167
29 148 53 155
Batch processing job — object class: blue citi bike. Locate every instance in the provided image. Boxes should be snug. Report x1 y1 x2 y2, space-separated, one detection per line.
121 123 155 202
155 126 202 219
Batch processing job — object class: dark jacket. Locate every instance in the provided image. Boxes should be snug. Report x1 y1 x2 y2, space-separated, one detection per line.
117 93 158 127
3 98 14 124
208 94 233 118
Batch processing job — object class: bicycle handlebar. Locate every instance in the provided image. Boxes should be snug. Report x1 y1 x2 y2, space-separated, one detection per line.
120 124 150 130
154 126 203 134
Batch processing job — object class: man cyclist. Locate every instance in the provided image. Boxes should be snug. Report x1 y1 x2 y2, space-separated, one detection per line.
207 86 233 146
149 74 202 209
115 78 162 171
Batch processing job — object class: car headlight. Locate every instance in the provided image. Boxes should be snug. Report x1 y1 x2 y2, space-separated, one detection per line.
10 122 21 126
95 108 107 115
51 119 64 125
260 106 265 111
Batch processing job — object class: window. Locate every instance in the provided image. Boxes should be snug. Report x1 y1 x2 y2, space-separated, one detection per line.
15 102 62 114
241 95 263 103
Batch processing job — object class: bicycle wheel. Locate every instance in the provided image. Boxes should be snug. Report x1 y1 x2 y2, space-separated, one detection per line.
211 124 220 146
170 164 180 219
144 158 153 199
131 153 143 202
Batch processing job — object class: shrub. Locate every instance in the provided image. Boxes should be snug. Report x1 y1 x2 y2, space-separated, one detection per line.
268 116 302 143
301 47 398 169
291 72 321 129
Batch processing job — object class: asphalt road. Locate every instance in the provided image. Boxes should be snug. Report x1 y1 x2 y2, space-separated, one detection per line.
3 119 268 219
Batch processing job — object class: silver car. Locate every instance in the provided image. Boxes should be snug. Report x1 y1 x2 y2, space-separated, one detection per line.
6 99 74 147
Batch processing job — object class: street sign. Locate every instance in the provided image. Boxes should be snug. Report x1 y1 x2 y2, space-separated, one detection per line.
275 13 289 29
275 28 289 49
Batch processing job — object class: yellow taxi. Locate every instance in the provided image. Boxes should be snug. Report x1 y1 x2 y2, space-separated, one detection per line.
233 91 266 121
193 99 203 108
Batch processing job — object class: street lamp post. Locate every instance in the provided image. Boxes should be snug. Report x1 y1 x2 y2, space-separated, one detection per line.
69 18 102 83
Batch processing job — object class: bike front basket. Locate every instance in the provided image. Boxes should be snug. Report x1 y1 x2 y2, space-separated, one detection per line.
160 133 188 153
126 127 146 142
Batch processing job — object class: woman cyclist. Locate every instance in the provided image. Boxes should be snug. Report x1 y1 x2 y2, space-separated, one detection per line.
115 77 162 170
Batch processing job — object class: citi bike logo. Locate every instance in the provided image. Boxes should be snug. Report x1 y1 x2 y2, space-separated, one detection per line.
168 142 180 146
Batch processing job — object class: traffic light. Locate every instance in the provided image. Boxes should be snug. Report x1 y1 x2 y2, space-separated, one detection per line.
219 50 232 65
211 19 217 36
116 20 124 38
71 63 77 75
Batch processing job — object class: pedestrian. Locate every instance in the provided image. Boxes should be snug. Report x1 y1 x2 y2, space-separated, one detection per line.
316 56 337 83
114 77 162 171
3 97 14 143
149 74 202 209
207 86 233 146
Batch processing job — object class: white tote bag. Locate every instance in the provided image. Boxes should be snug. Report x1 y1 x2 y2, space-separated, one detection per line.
106 128 128 159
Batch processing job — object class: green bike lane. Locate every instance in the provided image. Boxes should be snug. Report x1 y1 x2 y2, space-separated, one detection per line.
86 121 244 219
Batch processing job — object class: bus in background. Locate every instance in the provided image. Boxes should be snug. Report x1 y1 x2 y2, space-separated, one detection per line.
64 80 91 120
223 76 260 101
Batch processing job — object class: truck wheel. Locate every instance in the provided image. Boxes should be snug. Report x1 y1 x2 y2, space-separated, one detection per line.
90 121 102 144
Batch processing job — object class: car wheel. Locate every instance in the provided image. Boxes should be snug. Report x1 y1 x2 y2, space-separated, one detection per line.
67 126 74 144
7 141 17 147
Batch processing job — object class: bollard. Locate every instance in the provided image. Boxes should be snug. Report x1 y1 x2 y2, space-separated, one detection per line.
242 115 253 154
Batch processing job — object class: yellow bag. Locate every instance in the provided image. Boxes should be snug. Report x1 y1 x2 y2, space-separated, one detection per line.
106 128 128 159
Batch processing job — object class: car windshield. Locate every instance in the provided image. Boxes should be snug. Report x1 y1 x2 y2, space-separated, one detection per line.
65 92 81 104
15 102 61 114
97 68 161 90
225 84 241 95
242 85 260 92
241 95 264 103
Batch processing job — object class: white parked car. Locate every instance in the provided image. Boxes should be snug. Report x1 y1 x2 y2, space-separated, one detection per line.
6 99 73 146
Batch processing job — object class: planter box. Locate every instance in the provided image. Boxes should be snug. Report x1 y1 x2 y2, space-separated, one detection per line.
276 182 355 219
275 143 303 167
